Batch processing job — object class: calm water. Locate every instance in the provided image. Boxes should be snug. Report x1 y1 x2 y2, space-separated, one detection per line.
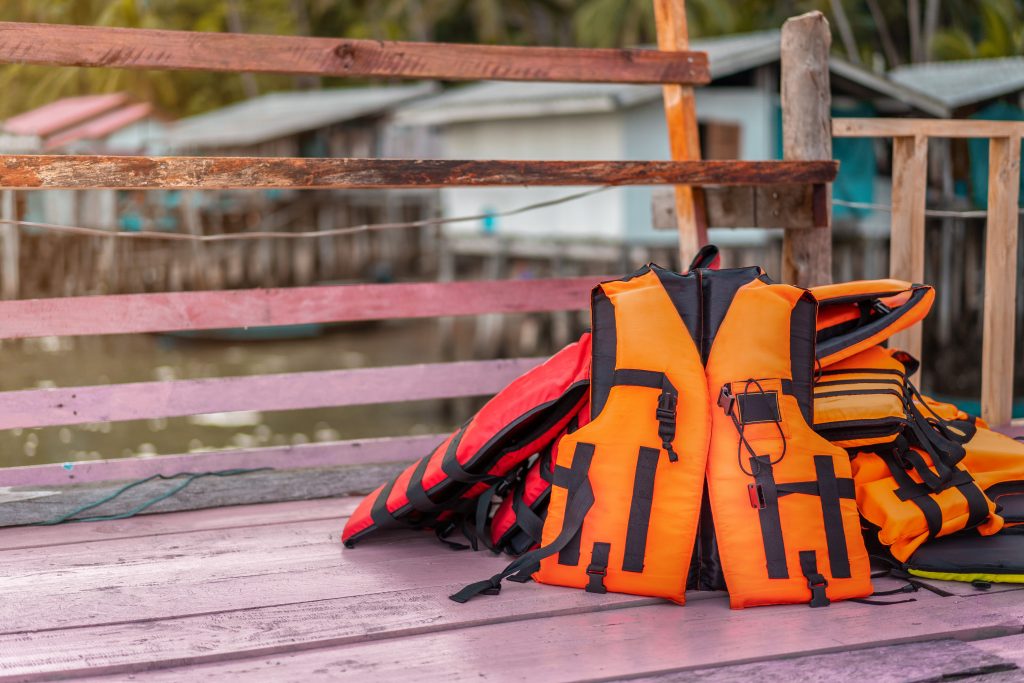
0 319 463 469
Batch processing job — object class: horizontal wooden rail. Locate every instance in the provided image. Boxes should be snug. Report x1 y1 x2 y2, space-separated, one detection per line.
0 434 446 487
0 277 600 340
0 358 546 430
0 156 838 190
0 21 709 85
834 118 1024 138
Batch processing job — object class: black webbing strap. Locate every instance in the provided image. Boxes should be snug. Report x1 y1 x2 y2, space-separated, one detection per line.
622 447 660 573
512 481 545 544
751 455 789 579
799 550 831 608
405 455 436 513
586 542 611 594
955 474 992 530
814 455 852 579
439 428 481 484
688 243 719 271
555 443 597 566
776 479 856 499
883 455 943 539
450 442 597 603
612 369 679 462
369 476 400 531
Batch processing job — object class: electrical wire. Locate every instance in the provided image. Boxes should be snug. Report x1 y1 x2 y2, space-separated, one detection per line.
0 186 612 243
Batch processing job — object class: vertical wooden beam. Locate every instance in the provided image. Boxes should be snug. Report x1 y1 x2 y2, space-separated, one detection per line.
981 135 1021 427
653 0 705 269
888 135 929 362
0 190 18 300
780 11 833 287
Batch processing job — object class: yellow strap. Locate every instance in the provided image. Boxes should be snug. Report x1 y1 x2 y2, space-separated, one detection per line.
908 569 1024 584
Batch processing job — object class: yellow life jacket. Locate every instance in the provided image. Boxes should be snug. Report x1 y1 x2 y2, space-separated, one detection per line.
452 264 872 609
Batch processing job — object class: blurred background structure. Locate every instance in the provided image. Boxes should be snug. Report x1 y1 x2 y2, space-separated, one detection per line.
0 0 1022 470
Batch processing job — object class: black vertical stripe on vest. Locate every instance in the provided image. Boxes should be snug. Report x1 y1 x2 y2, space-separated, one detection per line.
555 442 597 566
813 455 851 579
884 456 943 538
751 456 789 579
651 266 701 350
622 447 660 573
789 292 817 425
591 289 617 418
700 267 763 363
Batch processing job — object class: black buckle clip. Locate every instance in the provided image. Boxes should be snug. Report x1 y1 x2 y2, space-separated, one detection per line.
656 391 677 421
482 579 502 596
747 483 766 509
807 574 828 590
717 385 735 415
586 565 607 577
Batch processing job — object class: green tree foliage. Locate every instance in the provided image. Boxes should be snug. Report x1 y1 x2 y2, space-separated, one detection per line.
0 0 1020 119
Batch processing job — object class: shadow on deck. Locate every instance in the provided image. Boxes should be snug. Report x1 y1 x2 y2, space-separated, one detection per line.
2 497 1023 681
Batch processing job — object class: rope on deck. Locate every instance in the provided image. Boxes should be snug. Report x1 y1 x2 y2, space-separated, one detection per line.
31 468 273 525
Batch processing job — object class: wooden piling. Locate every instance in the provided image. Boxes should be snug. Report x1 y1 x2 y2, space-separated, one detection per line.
780 11 833 287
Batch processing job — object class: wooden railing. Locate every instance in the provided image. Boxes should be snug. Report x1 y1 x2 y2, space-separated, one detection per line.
833 118 1023 427
0 16 836 496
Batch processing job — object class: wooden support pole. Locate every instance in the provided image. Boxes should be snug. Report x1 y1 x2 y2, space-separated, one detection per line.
0 190 18 300
653 0 705 268
981 135 1021 427
780 11 833 287
888 135 928 362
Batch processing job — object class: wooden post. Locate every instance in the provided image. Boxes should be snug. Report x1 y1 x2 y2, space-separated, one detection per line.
780 11 832 287
653 0 705 269
888 135 928 362
0 190 18 300
981 135 1021 427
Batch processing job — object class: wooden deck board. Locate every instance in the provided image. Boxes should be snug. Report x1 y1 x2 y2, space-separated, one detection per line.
2 498 1022 682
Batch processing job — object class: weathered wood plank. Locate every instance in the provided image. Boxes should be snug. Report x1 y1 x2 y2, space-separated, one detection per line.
888 134 929 363
70 589 1024 682
0 156 838 190
780 12 833 287
981 135 1021 427
0 434 440 488
636 639 1021 682
972 634 1024 667
0 21 710 85
0 277 600 340
834 118 1024 139
0 357 543 431
0 497 360 551
652 184 828 229
653 0 706 264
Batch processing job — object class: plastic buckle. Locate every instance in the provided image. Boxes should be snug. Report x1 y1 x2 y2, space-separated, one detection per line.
747 483 766 509
807 574 828 590
717 385 735 415
482 580 502 596
656 391 677 421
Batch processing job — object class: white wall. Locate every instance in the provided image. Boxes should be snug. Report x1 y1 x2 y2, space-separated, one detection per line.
437 113 625 240
435 86 773 243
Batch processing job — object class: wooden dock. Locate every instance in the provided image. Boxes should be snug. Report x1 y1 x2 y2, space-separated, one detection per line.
1 497 1023 681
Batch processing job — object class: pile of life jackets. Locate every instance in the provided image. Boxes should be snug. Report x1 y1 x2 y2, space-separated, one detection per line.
343 247 1024 609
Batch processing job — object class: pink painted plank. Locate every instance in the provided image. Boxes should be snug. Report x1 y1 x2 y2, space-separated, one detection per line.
0 357 544 431
0 519 573 633
0 584 662 681
0 433 445 487
0 497 362 551
971 634 1024 667
66 588 1024 683
0 277 602 340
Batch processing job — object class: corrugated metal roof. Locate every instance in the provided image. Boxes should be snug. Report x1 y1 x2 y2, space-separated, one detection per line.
165 83 438 151
3 93 129 136
395 31 781 125
889 57 1024 109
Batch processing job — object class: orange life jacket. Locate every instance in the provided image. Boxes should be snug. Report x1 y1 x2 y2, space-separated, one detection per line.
452 264 873 609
